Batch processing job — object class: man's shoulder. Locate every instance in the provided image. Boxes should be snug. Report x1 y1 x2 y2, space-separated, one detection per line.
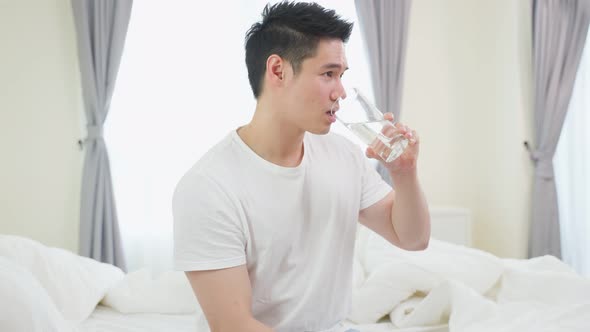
174 133 236 198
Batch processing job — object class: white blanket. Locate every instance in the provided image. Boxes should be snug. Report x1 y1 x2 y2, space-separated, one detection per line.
351 235 590 332
7 233 587 332
100 235 590 332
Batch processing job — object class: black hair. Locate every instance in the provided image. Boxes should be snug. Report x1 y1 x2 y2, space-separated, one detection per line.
245 1 353 98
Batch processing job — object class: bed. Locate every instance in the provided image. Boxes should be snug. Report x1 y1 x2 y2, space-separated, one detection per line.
79 306 446 332
2 211 589 332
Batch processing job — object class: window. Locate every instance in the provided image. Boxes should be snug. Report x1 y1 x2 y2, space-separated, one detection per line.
554 29 590 277
106 1 374 272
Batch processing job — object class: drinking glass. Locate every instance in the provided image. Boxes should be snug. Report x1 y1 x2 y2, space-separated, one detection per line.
331 87 408 162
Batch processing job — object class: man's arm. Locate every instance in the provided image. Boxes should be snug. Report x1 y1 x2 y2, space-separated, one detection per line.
359 115 430 251
185 265 274 332
359 171 430 251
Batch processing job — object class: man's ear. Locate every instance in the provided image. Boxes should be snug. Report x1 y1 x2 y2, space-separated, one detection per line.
266 54 286 84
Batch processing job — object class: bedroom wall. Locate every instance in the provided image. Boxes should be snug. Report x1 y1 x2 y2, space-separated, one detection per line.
402 0 534 258
0 0 533 258
0 0 83 252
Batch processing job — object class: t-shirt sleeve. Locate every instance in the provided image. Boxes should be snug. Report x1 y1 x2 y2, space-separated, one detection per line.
358 149 392 210
172 173 246 271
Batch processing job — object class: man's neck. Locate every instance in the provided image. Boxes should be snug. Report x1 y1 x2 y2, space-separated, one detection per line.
237 103 305 168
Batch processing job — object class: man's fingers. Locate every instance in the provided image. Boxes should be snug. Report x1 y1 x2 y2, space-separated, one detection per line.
409 130 419 145
366 146 377 159
383 112 395 122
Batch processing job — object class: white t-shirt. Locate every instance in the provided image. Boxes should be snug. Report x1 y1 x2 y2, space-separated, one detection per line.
173 130 391 332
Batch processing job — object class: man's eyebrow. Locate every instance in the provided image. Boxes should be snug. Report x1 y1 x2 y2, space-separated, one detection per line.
320 63 349 71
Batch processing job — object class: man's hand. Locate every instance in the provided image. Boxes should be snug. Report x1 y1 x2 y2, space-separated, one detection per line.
365 112 420 176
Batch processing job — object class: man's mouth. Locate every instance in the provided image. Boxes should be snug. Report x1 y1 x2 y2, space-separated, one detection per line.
329 101 340 116
326 110 336 123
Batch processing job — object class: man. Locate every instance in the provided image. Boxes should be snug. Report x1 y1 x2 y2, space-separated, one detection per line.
173 2 430 332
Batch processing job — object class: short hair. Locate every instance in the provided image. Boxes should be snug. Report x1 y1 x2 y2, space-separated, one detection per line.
245 1 353 98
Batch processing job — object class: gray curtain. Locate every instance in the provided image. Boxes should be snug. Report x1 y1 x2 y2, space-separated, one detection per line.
72 0 133 270
354 0 412 185
528 0 590 258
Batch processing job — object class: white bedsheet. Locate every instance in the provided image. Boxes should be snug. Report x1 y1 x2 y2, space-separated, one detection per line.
79 306 447 332
78 306 195 332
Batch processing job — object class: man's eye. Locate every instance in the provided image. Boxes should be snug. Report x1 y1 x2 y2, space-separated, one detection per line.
324 71 333 77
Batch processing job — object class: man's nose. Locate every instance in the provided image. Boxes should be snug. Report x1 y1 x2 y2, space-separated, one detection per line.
331 84 347 101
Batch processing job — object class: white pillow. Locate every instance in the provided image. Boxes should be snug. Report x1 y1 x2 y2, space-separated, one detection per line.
0 235 125 323
0 257 73 331
102 268 201 314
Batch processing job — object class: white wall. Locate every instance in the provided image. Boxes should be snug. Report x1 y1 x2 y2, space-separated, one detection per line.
0 0 83 252
403 0 534 258
0 0 534 258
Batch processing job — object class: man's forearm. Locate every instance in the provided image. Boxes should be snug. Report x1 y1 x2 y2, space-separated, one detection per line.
244 317 275 332
212 317 274 332
390 169 430 250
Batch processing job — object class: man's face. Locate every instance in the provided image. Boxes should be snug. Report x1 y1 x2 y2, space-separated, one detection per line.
281 39 348 135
